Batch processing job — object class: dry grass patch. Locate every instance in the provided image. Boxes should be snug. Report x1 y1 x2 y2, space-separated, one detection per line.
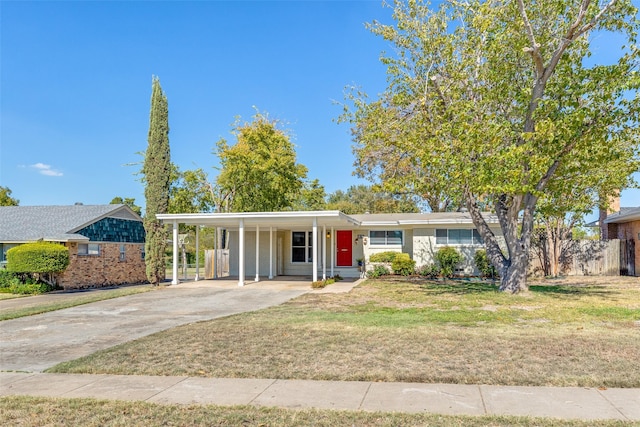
48 277 640 387
0 396 630 427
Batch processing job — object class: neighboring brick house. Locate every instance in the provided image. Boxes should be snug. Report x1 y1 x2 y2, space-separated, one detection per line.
0 204 147 289
604 207 639 277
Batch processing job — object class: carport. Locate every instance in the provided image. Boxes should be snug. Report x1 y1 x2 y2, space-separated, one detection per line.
156 211 360 286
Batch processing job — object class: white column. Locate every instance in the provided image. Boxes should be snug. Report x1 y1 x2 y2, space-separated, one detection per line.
238 219 245 286
330 227 334 277
213 227 218 279
322 225 327 280
312 217 318 282
172 220 179 285
195 225 200 281
269 227 274 279
255 225 260 282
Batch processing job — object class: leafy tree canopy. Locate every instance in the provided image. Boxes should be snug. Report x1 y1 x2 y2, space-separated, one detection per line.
214 111 308 212
342 0 639 292
0 186 19 206
110 196 142 216
326 184 419 214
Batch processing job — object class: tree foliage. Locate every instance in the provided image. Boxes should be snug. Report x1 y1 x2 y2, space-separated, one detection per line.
343 0 640 292
326 184 419 214
169 166 215 214
142 76 171 285
290 178 328 211
6 242 69 286
110 197 142 216
214 111 308 212
0 186 19 206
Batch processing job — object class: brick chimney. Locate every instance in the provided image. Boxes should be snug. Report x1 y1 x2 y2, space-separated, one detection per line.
599 193 621 240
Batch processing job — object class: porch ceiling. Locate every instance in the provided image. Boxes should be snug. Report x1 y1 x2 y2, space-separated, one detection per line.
156 210 360 230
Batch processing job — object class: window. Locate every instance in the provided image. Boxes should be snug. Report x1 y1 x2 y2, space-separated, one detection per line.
141 244 146 260
78 243 100 256
119 244 126 261
292 231 313 263
435 229 483 245
369 230 403 246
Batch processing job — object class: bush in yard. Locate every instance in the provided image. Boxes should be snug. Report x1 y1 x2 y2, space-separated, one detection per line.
474 249 498 279
6 242 69 286
435 246 463 279
417 264 441 279
369 251 400 263
0 270 56 294
391 253 416 276
367 264 390 278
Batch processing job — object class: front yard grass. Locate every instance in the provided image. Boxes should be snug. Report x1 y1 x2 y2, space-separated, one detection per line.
0 396 630 427
47 276 640 388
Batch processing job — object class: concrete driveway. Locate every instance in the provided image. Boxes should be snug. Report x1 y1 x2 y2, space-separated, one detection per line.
0 280 310 372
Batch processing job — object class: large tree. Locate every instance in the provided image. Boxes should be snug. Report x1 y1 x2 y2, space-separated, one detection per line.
344 0 639 292
0 186 19 206
214 111 308 212
142 76 171 285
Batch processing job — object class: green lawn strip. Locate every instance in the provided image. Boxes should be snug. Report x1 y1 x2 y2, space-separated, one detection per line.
0 396 630 427
0 293 27 301
47 279 640 388
0 286 154 321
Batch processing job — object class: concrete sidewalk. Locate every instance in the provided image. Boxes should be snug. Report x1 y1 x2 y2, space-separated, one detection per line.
1 372 638 421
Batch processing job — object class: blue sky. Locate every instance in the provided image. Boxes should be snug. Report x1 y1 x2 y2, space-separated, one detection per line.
1 0 638 215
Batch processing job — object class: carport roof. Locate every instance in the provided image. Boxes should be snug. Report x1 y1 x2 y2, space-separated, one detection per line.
156 210 499 229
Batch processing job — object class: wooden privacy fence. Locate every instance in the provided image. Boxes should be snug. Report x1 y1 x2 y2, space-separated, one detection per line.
529 239 633 276
204 249 230 279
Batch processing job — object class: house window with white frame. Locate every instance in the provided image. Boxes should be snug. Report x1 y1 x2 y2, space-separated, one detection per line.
435 229 483 245
119 244 126 261
369 230 403 246
291 231 313 263
78 243 100 256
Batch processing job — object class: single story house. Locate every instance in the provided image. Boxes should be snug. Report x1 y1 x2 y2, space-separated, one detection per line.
604 207 639 276
0 204 147 288
157 210 502 286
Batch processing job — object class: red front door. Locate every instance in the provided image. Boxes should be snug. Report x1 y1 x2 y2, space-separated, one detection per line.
336 230 352 267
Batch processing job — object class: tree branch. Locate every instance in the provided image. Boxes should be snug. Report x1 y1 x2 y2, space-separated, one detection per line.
517 0 544 78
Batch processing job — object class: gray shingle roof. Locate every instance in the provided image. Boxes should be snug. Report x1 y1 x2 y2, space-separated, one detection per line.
0 204 140 243
604 207 640 224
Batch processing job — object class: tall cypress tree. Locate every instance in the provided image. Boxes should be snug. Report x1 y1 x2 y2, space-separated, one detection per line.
143 76 171 285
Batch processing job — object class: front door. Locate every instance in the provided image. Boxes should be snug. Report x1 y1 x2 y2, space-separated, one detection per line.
336 230 352 267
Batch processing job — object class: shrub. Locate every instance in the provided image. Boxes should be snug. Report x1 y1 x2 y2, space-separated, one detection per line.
367 264 390 279
435 246 463 278
0 270 56 294
311 278 336 289
417 264 440 279
6 242 69 286
474 249 498 279
369 251 400 263
391 253 416 276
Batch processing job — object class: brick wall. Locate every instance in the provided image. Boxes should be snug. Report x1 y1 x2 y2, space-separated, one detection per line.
59 242 148 289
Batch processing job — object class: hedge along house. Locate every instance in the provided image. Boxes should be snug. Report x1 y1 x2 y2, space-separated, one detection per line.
0 204 146 289
157 210 502 286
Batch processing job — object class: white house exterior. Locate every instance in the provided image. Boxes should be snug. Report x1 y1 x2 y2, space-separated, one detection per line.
157 210 502 286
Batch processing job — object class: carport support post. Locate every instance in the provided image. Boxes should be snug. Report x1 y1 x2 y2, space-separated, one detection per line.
172 220 179 285
195 225 200 281
322 225 327 280
255 225 260 282
330 227 334 277
269 227 273 279
238 218 245 286
312 217 318 283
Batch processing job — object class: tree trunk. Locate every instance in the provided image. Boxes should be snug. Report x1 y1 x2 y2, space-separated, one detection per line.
499 249 529 293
